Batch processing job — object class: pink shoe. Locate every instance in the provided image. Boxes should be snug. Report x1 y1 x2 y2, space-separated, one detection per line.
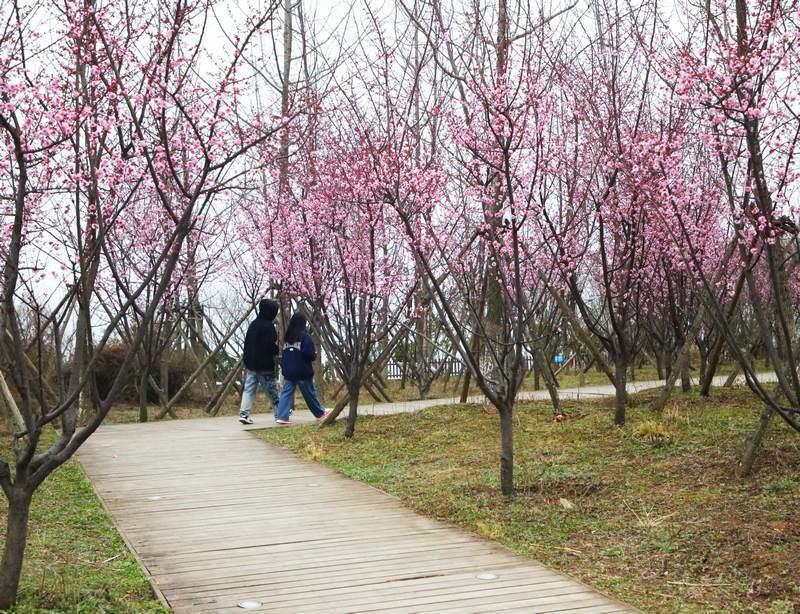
317 410 331 421
275 418 292 425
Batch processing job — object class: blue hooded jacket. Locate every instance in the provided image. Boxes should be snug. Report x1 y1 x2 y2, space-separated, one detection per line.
281 313 316 381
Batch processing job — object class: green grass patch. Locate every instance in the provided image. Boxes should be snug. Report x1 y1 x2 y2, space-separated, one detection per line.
254 386 800 613
0 430 166 613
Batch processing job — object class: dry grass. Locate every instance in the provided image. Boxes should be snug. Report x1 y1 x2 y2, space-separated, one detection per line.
255 386 800 613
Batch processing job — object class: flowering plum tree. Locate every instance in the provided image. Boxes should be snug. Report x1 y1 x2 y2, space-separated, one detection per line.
390 0 577 493
249 121 415 437
0 0 285 605
665 0 800 473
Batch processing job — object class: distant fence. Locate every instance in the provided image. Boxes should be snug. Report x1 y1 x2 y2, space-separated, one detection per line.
385 356 539 381
385 358 465 380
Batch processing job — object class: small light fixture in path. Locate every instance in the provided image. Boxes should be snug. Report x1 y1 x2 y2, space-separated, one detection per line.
238 600 262 609
476 572 499 580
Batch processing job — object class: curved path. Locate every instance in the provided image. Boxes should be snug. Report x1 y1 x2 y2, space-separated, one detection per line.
79 374 770 612
354 371 772 416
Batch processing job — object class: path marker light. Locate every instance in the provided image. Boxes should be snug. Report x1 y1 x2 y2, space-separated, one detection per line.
238 600 262 609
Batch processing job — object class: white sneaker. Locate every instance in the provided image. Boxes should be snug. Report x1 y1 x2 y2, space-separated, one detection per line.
239 415 254 425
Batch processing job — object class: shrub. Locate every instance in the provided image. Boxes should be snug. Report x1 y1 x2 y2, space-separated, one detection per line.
92 343 205 403
93 342 134 400
632 420 674 446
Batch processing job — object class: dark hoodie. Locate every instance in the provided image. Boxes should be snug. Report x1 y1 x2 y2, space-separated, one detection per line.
242 299 280 373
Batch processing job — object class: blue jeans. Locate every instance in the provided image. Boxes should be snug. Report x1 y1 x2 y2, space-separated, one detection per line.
239 370 279 418
276 379 325 421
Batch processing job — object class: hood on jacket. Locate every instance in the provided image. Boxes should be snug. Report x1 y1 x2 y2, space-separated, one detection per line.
284 312 307 343
258 299 279 321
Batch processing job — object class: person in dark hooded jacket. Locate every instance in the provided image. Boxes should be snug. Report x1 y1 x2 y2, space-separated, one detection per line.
238 299 280 425
275 312 329 424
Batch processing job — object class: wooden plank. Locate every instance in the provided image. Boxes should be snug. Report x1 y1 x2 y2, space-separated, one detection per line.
144 527 462 569
360 590 610 614
200 572 575 612
159 549 528 588
153 539 500 579
252 578 586 612
172 564 558 607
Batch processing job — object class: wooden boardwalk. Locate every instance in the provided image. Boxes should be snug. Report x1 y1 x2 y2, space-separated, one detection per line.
79 413 636 613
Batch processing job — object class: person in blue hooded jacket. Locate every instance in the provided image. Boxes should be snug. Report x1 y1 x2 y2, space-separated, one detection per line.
275 312 329 424
238 299 280 425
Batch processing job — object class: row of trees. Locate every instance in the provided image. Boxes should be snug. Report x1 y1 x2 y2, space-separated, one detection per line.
245 0 800 493
1 0 799 607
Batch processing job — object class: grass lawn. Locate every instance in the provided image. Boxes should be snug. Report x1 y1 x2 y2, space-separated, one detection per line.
0 430 166 613
254 386 800 613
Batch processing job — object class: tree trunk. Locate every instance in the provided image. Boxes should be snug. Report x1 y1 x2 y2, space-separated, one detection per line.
533 347 560 415
533 366 540 391
344 382 360 439
499 405 513 495
418 380 430 400
547 358 560 389
159 357 169 406
652 350 689 412
460 334 480 403
138 366 148 423
724 366 741 387
459 369 471 403
698 343 708 392
0 487 33 609
614 358 627 426
441 364 452 392
654 350 664 380
737 406 773 478
278 0 292 194
680 358 691 393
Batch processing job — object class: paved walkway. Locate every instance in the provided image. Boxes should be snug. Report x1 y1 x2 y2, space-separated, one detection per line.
354 371 771 416
79 373 771 612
